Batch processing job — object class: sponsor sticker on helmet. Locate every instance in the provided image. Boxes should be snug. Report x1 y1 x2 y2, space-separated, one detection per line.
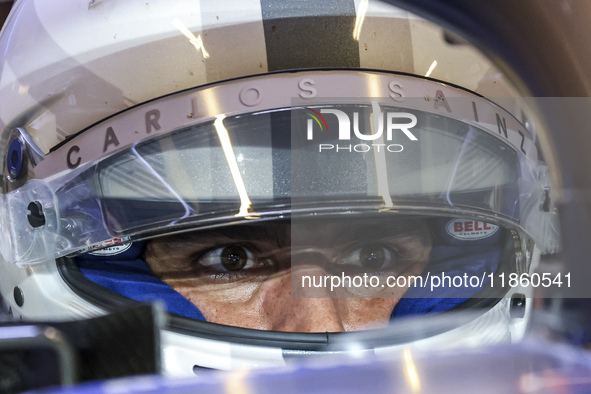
85 238 132 256
446 219 499 240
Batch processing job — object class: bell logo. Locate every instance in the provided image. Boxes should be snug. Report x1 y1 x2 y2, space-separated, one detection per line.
446 219 499 240
306 101 418 143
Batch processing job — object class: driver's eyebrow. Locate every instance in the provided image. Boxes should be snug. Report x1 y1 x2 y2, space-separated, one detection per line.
292 219 431 245
154 222 291 249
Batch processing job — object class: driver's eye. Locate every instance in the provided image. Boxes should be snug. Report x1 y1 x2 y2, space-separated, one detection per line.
339 243 396 270
359 244 387 269
220 245 249 271
198 245 255 272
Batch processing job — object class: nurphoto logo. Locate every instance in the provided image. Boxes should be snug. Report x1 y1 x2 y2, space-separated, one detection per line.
304 100 418 153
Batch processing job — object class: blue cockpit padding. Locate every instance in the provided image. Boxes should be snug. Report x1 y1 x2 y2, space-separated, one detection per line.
76 219 506 322
391 217 505 318
77 245 205 320
391 245 502 318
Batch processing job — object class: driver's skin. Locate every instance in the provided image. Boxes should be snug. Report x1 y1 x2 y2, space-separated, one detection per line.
144 218 432 332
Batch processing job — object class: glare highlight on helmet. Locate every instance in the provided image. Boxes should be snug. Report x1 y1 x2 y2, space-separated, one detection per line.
424 60 438 77
369 101 394 208
171 18 210 59
225 369 251 394
213 114 253 217
403 347 421 392
353 0 369 41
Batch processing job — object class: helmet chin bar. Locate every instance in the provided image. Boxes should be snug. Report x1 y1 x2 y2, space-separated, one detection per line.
160 301 518 374
57 259 517 375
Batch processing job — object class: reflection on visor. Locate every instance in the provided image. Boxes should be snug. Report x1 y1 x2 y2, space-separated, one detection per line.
95 107 519 234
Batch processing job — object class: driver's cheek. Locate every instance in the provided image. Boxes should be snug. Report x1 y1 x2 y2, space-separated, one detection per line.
180 267 397 333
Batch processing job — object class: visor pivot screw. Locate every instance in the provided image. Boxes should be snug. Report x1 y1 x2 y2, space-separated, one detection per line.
27 201 46 228
13 287 24 307
6 139 24 180
510 293 526 319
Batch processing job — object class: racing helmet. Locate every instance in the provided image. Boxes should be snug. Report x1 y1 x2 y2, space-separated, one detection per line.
0 0 559 375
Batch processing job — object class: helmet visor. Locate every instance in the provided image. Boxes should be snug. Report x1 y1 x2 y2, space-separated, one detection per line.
1 71 555 268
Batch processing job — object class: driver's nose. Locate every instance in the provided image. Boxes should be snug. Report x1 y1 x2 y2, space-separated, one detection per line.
257 265 346 332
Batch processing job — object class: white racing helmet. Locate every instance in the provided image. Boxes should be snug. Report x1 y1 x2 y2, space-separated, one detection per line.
0 0 559 376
